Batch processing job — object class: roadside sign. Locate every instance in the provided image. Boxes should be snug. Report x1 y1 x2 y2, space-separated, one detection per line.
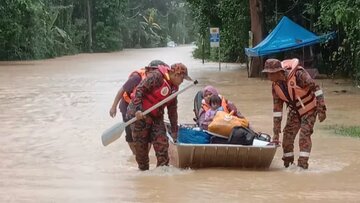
210 27 220 47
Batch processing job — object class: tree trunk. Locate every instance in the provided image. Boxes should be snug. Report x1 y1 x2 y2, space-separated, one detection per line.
87 0 93 52
248 0 264 77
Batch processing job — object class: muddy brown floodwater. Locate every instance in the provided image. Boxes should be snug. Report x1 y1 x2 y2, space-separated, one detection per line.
1 45 360 202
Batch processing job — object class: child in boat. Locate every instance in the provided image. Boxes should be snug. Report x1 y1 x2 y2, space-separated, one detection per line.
202 94 224 130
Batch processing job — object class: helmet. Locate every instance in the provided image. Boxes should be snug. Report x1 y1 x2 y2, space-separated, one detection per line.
148 60 167 68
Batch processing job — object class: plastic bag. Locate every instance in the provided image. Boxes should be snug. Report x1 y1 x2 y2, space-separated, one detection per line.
178 127 211 144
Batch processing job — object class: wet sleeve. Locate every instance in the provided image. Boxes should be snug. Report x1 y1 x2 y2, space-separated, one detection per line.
167 96 178 133
226 100 237 113
201 110 213 130
127 71 162 117
272 84 284 134
296 69 326 108
197 108 206 128
204 109 211 122
226 100 244 117
122 73 141 93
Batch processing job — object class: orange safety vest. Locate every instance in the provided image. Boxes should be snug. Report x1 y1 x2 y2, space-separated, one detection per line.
201 95 230 113
122 69 147 104
140 65 178 117
273 59 317 116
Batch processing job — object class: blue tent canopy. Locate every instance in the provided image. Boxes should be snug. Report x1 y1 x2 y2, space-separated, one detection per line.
245 16 335 57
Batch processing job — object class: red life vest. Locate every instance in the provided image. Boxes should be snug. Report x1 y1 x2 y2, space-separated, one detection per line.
122 69 147 104
141 65 178 117
273 59 317 116
201 95 230 113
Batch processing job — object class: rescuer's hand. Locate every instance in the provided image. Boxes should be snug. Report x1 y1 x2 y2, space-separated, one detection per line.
272 133 280 142
135 111 145 120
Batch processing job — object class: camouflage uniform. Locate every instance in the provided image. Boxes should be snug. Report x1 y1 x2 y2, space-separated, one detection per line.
272 68 326 169
127 70 178 171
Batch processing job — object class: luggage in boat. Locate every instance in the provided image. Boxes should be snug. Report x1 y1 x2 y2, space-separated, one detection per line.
209 126 271 146
210 136 228 144
208 111 249 137
178 126 210 144
228 126 256 145
166 123 278 169
173 92 278 169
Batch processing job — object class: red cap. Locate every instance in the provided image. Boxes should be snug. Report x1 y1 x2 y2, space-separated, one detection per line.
170 63 192 81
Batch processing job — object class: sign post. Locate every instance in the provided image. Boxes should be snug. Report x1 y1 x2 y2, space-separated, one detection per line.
210 27 221 71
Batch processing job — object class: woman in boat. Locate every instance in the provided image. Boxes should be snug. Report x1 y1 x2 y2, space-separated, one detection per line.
197 85 244 129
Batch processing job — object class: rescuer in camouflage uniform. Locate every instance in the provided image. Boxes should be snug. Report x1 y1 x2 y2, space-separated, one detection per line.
127 63 192 171
109 60 167 155
263 58 327 169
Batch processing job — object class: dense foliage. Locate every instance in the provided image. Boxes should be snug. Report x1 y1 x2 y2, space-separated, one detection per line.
0 0 194 59
315 0 360 81
189 0 250 62
187 0 360 82
1 0 359 82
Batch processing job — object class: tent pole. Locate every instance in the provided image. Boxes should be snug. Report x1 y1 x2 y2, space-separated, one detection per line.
302 47 305 67
259 56 264 77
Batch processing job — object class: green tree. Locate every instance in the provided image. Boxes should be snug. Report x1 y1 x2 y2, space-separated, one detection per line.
0 0 194 60
314 0 360 82
92 0 126 52
188 0 249 62
138 8 162 47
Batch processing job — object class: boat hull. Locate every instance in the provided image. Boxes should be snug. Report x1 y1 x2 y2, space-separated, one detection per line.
168 142 277 169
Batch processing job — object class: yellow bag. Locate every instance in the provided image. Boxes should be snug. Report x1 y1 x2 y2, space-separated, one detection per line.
208 111 249 137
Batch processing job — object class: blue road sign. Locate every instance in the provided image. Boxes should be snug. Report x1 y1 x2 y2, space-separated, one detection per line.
210 27 220 47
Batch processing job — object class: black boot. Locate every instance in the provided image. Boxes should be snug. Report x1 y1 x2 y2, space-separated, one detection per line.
282 156 294 168
297 160 309 169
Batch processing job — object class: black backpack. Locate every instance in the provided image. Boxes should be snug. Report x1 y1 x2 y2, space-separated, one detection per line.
228 126 271 145
228 126 258 145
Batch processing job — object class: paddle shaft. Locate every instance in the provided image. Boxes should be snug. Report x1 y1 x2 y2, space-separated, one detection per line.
102 80 198 146
121 80 197 126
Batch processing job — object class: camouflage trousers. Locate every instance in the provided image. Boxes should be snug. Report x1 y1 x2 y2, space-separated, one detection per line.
122 113 134 143
282 109 317 169
130 115 169 171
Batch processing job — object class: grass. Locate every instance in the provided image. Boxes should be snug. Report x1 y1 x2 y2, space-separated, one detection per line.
325 125 360 138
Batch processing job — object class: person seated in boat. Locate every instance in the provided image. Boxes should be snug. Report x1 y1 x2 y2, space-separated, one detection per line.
197 85 244 129
202 94 224 130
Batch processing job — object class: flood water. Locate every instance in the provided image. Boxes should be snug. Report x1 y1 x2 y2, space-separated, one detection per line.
1 46 360 202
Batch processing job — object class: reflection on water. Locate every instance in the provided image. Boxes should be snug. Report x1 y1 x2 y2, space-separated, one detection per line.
1 46 360 202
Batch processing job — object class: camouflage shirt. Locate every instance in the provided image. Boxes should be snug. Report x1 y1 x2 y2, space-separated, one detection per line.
272 68 326 134
126 70 178 133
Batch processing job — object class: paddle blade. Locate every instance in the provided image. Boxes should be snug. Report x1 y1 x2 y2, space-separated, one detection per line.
101 122 126 146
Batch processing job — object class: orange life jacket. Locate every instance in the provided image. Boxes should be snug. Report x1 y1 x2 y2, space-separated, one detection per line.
201 95 230 113
140 65 178 117
122 69 147 104
274 59 317 116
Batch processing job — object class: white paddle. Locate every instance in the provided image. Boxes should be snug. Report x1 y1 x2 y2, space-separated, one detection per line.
101 80 198 146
